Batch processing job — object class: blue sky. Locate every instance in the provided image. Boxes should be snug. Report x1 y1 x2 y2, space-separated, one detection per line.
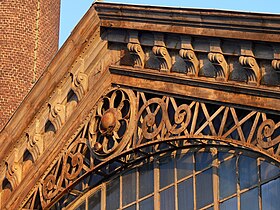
59 0 280 47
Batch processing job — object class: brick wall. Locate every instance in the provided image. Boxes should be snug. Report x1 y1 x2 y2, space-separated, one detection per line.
0 0 60 130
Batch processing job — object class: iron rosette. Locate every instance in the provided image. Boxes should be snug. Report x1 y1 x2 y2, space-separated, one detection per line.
88 87 137 161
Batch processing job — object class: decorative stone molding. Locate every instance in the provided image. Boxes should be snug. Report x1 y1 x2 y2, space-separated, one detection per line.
208 39 229 81
48 89 66 131
179 36 199 76
71 71 89 101
48 103 65 131
5 149 22 190
27 120 44 161
127 31 145 68
179 49 199 76
272 60 280 71
152 33 171 72
239 56 261 85
208 52 229 80
70 59 88 101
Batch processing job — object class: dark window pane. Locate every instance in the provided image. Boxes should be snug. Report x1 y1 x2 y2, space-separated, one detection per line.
139 162 154 198
206 207 214 210
260 161 280 181
106 179 120 210
218 152 233 161
159 157 175 188
262 178 280 210
240 188 259 210
123 204 136 210
196 168 213 209
122 169 136 206
139 197 154 210
239 156 258 189
75 201 85 210
196 152 213 171
219 157 237 199
160 187 175 210
178 178 193 210
177 153 193 180
88 190 101 210
220 197 237 210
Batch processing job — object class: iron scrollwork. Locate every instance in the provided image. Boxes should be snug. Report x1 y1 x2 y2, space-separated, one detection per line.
88 88 136 160
257 119 280 150
23 88 280 209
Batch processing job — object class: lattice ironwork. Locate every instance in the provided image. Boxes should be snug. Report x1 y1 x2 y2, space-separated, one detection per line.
22 86 280 209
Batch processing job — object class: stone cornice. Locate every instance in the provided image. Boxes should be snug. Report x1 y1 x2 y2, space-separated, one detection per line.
94 2 280 43
109 65 280 113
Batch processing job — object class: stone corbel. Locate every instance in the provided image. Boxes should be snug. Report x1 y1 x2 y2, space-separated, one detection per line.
239 56 261 85
152 33 171 72
48 89 66 131
272 45 280 71
71 71 89 101
127 31 145 68
27 120 44 161
5 149 22 190
239 42 261 85
71 59 88 101
208 39 229 81
179 36 199 76
272 60 280 70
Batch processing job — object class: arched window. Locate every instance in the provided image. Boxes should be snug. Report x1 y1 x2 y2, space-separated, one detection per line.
66 148 280 210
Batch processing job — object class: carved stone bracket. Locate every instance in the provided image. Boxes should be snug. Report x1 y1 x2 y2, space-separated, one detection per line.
48 103 65 131
127 31 145 68
272 60 280 71
152 46 171 71
5 149 22 190
239 56 261 85
71 71 89 101
48 89 66 131
27 120 44 161
179 36 199 76
179 49 199 76
208 52 229 80
152 33 171 72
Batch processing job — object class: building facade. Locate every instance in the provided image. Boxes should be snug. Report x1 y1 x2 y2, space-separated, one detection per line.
1 2 280 210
